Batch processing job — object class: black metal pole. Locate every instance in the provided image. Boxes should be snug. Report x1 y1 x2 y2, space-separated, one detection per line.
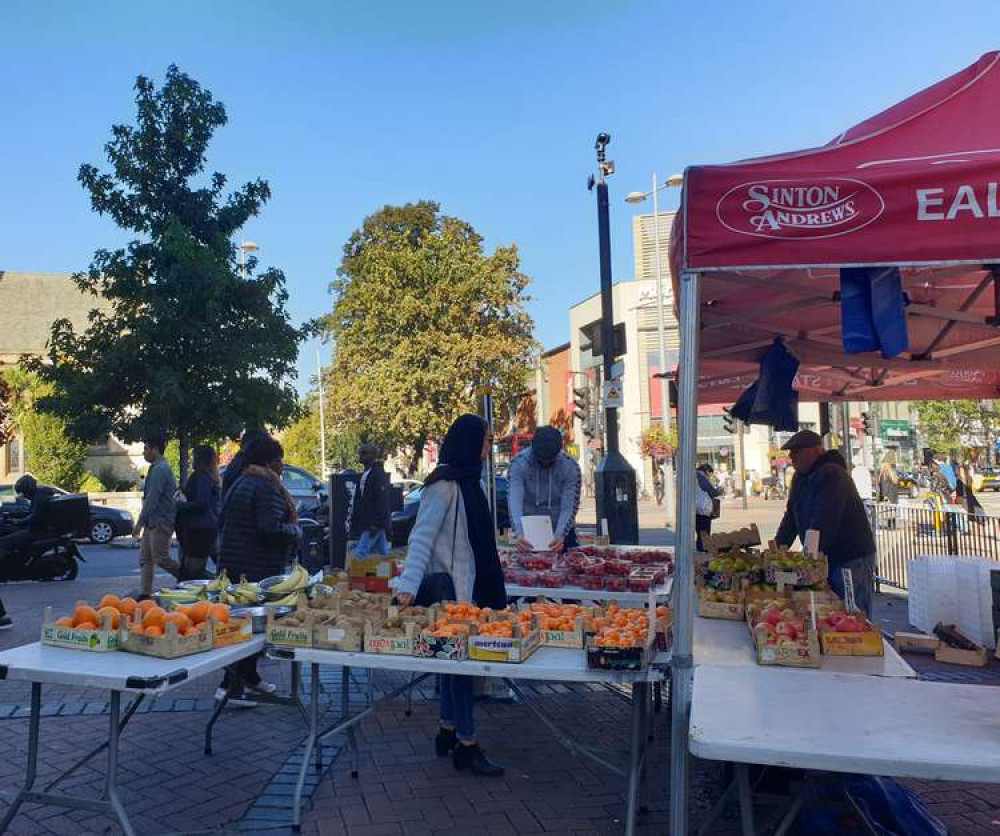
596 179 619 455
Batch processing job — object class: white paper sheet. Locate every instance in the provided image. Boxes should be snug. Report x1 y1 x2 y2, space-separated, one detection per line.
522 515 554 551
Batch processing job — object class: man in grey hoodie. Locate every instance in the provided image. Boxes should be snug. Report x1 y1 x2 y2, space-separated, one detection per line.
509 426 582 553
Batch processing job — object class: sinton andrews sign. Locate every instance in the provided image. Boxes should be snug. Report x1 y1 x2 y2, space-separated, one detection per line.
716 178 885 240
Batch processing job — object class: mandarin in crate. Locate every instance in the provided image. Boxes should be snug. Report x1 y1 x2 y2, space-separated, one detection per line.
96 606 120 630
98 594 121 610
136 599 156 615
142 606 167 629
73 604 99 627
144 625 163 637
207 603 230 623
118 597 137 617
129 622 145 635
55 617 74 628
187 601 211 624
164 612 191 633
76 621 97 630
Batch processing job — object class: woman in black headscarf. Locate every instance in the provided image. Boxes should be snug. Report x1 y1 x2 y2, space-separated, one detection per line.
394 413 506 777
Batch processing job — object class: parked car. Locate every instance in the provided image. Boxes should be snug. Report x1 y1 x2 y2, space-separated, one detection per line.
392 478 423 496
0 485 134 544
390 476 510 547
219 463 325 503
896 471 917 497
980 468 1000 492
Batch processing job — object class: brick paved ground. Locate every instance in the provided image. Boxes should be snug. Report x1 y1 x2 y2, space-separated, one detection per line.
2 512 1000 834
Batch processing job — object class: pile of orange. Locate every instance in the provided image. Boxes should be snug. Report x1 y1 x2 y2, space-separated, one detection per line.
591 603 652 648
425 618 471 638
54 594 139 631
440 602 482 621
477 620 515 637
130 600 229 637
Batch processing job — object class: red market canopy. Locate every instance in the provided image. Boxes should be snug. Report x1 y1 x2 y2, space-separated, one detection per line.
670 51 1000 404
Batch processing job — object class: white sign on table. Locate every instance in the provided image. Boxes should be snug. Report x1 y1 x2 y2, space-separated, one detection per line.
522 515 554 551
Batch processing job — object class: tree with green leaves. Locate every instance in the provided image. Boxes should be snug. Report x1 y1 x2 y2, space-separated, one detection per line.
34 65 305 482
281 394 322 475
914 399 997 457
322 202 535 472
3 366 90 490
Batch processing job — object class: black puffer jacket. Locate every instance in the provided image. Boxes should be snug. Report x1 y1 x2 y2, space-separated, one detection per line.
219 473 300 582
775 450 875 570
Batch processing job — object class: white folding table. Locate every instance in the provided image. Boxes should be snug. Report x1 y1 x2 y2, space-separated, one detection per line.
0 637 267 836
268 644 670 834
505 578 673 605
690 665 1000 835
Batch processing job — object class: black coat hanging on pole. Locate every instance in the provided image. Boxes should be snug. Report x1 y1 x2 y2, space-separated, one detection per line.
730 337 800 432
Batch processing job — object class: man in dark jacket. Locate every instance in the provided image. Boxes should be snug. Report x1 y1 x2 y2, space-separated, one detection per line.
0 475 59 557
775 430 876 615
350 444 391 558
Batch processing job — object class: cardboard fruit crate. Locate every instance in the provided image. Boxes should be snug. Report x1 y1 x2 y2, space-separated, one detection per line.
895 631 940 654
468 623 541 663
414 630 468 661
538 616 588 649
936 644 989 667
819 616 884 657
749 621 821 668
120 621 213 659
265 606 313 648
213 617 253 647
312 617 364 651
764 552 828 588
364 621 418 655
697 586 745 620
40 607 119 652
586 638 652 671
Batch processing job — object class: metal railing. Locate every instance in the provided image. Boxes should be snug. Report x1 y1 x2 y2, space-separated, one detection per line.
874 499 1000 589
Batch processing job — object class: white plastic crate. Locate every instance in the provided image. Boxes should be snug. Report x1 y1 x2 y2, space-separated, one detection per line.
906 556 998 647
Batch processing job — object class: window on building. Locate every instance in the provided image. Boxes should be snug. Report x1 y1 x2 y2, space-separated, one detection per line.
7 437 21 473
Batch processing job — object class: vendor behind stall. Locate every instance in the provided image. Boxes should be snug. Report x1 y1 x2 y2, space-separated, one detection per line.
774 430 876 615
509 426 582 553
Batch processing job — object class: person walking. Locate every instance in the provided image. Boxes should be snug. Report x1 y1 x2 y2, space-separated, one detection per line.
509 426 582 553
217 436 301 706
852 461 875 531
877 460 900 529
394 414 507 777
695 464 722 551
775 431 876 615
134 432 179 599
350 443 391 558
176 445 221 580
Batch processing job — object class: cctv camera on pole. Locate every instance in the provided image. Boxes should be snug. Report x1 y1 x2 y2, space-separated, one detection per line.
590 133 638 544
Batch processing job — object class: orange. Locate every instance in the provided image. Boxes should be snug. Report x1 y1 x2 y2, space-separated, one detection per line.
136 599 157 615
73 605 99 628
142 606 167 629
164 612 192 633
76 621 97 630
144 625 164 637
173 604 190 617
96 606 120 629
187 601 211 624
118 597 137 617
129 622 145 635
98 594 121 610
55 616 74 628
207 603 230 623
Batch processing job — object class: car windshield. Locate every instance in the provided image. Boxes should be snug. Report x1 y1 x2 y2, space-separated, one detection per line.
282 467 319 492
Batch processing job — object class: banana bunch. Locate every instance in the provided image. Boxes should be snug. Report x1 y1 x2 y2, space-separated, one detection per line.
156 588 199 608
269 591 302 607
219 575 262 605
207 569 231 593
266 562 310 597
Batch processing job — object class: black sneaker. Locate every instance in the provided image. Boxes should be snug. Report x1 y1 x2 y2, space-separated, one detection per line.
435 727 457 757
0 616 12 631
214 687 257 709
453 743 504 777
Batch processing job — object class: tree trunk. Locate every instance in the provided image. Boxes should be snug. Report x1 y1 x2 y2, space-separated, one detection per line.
408 435 427 476
179 430 190 486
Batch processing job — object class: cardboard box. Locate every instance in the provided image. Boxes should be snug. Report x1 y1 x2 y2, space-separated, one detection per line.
895 631 940 654
364 621 418 655
312 618 364 651
819 623 884 657
586 640 652 671
120 621 213 659
265 607 313 648
213 617 253 647
469 624 541 663
747 616 821 668
414 630 468 661
40 607 119 652
936 644 989 667
697 587 745 620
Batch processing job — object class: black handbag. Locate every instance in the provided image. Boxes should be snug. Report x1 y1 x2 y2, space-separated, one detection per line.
413 489 460 606
711 497 721 520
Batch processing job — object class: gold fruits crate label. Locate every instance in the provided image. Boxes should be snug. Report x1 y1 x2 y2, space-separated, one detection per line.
41 607 119 653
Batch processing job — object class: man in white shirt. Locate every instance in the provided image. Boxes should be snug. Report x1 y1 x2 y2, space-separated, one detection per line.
851 462 874 531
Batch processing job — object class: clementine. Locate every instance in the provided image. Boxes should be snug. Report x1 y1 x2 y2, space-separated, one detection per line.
207 603 230 623
142 606 167 629
144 625 164 637
73 605 99 628
96 606 120 630
55 616 74 628
118 597 138 617
187 601 211 624
129 622 145 635
136 599 157 615
98 594 121 610
76 621 97 630
164 612 192 633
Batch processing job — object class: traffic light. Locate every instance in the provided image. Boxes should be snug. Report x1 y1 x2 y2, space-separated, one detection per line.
861 411 871 435
723 406 736 435
573 387 595 438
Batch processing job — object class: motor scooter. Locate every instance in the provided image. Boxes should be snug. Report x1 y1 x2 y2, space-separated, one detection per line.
0 494 88 582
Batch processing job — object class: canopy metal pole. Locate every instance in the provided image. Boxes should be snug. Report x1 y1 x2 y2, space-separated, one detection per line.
669 268 701 836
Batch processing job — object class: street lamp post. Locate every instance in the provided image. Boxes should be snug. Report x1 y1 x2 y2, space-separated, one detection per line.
590 133 638 544
317 344 328 477
625 172 682 526
238 239 259 280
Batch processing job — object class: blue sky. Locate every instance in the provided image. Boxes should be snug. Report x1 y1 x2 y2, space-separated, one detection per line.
3 1 999 391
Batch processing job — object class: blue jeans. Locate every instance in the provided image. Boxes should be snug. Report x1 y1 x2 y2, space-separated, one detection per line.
828 556 875 618
439 675 475 742
354 529 389 558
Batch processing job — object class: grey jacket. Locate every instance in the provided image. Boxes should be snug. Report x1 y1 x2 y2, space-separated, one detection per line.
138 458 177 530
508 449 582 539
393 481 475 603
